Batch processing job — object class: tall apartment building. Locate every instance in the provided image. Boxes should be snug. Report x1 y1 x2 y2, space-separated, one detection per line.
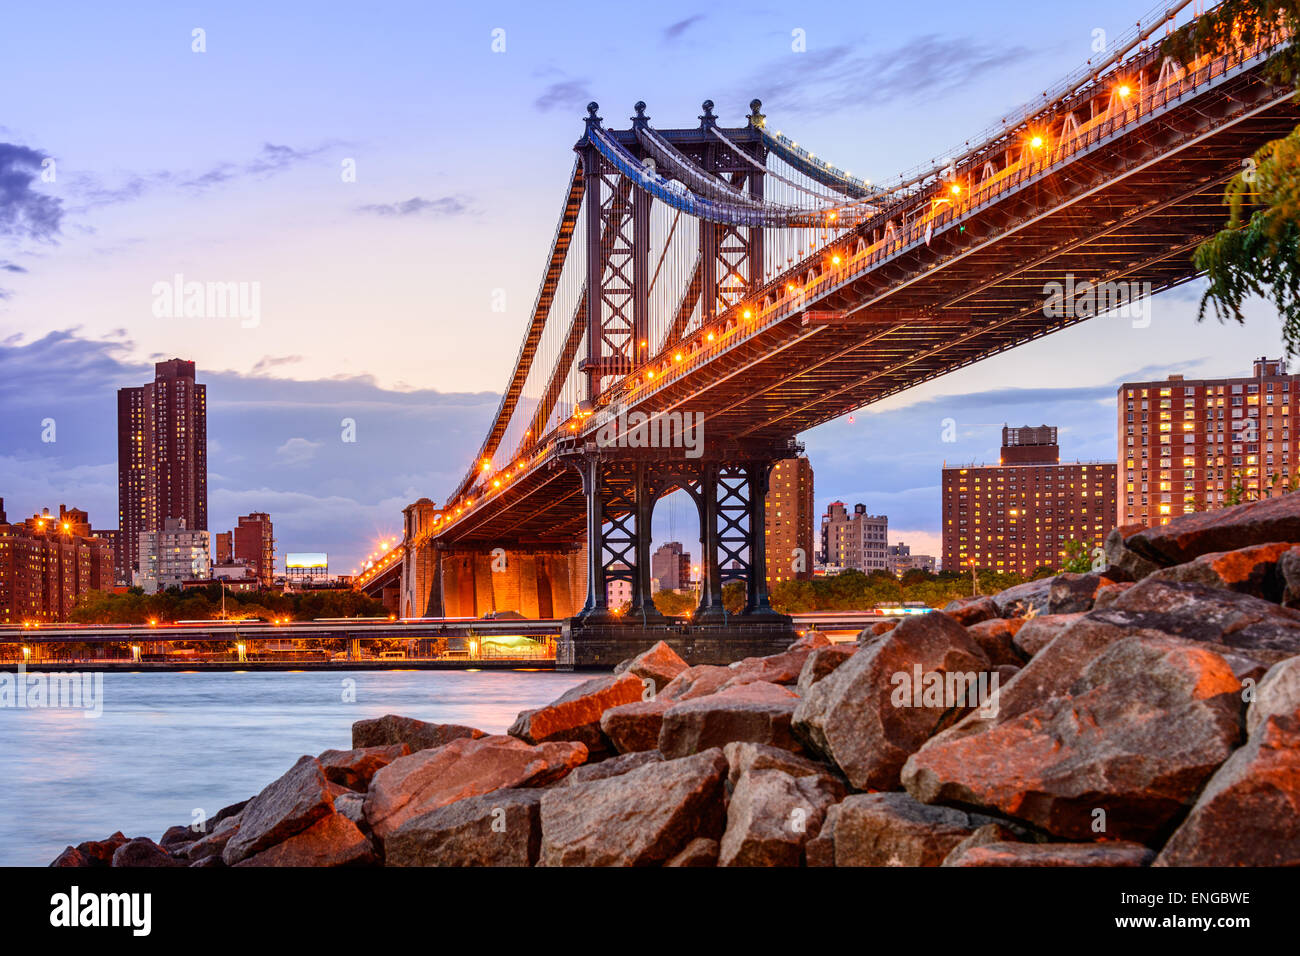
233 512 275 587
1118 358 1298 526
765 456 815 584
942 425 1118 575
136 518 210 593
0 500 114 623
117 359 207 580
651 541 691 592
820 502 889 572
215 531 232 565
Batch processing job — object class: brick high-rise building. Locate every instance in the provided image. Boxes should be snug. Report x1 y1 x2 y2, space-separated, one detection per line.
765 456 815 584
820 502 889 572
651 541 691 592
117 359 207 579
942 425 1118 575
0 500 114 623
215 531 232 565
233 512 275 587
1119 358 1299 526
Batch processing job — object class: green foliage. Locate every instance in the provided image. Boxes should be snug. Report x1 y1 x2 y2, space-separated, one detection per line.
1060 540 1093 573
69 586 388 625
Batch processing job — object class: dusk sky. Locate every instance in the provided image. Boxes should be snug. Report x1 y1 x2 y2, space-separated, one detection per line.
0 0 1288 572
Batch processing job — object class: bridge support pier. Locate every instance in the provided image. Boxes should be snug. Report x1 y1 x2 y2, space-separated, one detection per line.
563 441 797 665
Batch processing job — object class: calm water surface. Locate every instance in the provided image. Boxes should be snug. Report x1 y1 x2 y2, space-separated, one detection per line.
0 668 587 866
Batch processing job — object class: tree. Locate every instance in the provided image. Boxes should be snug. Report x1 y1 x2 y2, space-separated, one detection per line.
1164 1 1300 353
1059 540 1093 573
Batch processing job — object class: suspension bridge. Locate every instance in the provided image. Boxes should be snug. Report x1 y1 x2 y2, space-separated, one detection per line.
354 2 1300 666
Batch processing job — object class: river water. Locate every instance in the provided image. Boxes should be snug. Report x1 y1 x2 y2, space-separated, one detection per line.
0 668 587 867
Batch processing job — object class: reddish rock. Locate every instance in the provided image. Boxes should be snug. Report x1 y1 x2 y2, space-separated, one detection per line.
938 823 1027 865
1248 656 1300 734
613 640 688 692
991 577 1055 618
1092 582 1135 609
223 756 336 865
1104 523 1164 579
563 749 663 785
1010 612 1084 658
600 697 672 753
333 791 367 828
942 595 999 626
318 744 410 791
112 837 185 868
385 789 543 867
538 749 728 866
351 715 484 752
1281 547 1300 608
660 664 735 701
722 741 845 798
57 832 128 868
1155 713 1300 866
719 768 840 867
965 617 1026 667
807 792 997 867
792 611 991 790
1126 494 1300 567
659 681 802 759
1049 571 1120 614
508 672 644 753
788 631 833 652
1147 542 1293 602
664 838 720 867
720 642 826 690
868 620 897 636
50 847 93 867
903 635 1244 842
796 644 858 696
236 812 377 867
159 824 195 850
944 841 1154 867
185 814 240 862
364 735 587 840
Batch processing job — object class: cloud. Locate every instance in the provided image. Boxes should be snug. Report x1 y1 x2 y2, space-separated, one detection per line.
735 34 1034 118
663 15 705 42
356 196 469 217
180 142 334 190
0 143 63 240
534 78 592 114
275 437 324 464
252 355 303 374
1 261 28 273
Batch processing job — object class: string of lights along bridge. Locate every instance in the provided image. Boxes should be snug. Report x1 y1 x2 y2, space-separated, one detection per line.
354 2 1298 662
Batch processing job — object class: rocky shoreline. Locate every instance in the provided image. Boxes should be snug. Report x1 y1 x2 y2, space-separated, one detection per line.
51 494 1300 867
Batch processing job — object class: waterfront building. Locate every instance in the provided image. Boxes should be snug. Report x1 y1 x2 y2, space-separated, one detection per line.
942 425 1118 575
888 542 937 576
233 512 275 587
766 456 815 584
0 500 114 623
651 542 691 592
117 359 208 581
1118 357 1300 525
136 517 211 593
820 502 889 572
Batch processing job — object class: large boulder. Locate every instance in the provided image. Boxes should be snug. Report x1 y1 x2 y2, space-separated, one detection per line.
384 789 544 867
719 634 831 691
991 577 1055 618
351 715 483 752
364 735 587 840
235 813 377 867
1104 523 1162 579
599 698 672 754
111 838 185 868
806 792 1000 867
562 750 663 785
660 664 736 701
1012 613 1084 658
223 756 337 865
1049 571 1122 614
508 672 644 754
613 640 688 692
1281 547 1300 608
722 741 845 798
664 838 720 867
965 617 1026 667
718 768 840 866
1154 713 1300 866
943 842 1154 867
902 635 1244 842
51 832 128 868
658 681 801 759
1125 494 1300 567
942 595 998 626
792 611 991 790
318 744 410 791
1247 656 1300 734
1145 542 1293 602
538 749 728 866
795 644 857 696
185 814 241 862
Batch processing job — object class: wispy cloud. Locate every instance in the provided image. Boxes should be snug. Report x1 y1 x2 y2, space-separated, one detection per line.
356 196 469 217
534 78 592 114
663 15 705 42
735 34 1035 118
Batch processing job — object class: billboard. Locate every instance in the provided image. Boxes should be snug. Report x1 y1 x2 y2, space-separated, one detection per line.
286 552 328 570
